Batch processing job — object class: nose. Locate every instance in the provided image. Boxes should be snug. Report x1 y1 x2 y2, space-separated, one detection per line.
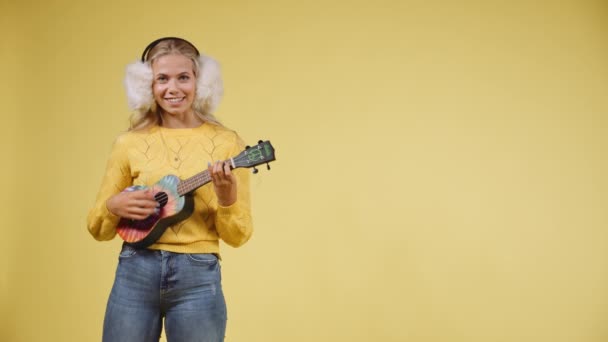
166 79 179 93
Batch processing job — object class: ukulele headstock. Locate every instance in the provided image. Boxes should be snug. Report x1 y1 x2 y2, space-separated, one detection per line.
233 140 276 173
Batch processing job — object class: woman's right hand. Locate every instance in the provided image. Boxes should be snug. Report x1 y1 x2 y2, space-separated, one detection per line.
106 189 158 220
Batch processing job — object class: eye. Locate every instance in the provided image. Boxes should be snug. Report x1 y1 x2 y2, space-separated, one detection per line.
179 75 191 81
156 75 167 83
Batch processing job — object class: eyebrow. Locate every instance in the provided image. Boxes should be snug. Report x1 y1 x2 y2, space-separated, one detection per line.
155 71 193 76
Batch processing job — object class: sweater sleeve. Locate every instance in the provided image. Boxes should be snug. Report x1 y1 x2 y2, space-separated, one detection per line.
87 135 132 241
215 135 254 247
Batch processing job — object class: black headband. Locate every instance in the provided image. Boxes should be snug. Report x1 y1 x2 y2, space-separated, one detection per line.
140 37 200 62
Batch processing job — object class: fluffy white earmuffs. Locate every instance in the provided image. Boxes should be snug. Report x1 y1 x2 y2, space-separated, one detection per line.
124 54 224 114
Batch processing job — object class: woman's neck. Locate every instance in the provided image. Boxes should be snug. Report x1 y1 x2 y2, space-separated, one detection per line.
159 111 204 129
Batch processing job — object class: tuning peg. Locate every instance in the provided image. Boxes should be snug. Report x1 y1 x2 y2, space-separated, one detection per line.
252 167 259 174
266 163 271 171
246 145 251 149
258 140 264 144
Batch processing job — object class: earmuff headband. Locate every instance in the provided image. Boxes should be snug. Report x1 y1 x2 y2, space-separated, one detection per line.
140 37 200 62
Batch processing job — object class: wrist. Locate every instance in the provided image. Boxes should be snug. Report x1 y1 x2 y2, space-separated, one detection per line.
106 198 118 216
218 193 237 207
218 198 236 207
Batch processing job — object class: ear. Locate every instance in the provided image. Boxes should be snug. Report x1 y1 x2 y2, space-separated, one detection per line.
124 61 154 111
195 54 224 114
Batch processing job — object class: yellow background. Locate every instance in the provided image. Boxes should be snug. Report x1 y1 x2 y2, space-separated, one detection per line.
2 0 607 341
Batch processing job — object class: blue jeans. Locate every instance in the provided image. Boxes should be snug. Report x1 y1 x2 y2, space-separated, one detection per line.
103 245 227 342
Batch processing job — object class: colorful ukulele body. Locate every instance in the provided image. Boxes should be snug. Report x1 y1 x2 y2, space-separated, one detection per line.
116 175 194 249
115 140 275 249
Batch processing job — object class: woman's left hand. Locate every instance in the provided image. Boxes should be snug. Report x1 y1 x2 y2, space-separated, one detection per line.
208 160 238 206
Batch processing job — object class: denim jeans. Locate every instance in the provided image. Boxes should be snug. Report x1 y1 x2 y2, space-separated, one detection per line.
103 245 227 342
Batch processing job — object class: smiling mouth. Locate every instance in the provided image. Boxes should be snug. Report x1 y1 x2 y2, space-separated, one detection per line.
165 97 185 103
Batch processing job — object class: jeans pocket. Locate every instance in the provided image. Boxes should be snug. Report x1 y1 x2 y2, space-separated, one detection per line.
118 245 138 258
186 253 219 265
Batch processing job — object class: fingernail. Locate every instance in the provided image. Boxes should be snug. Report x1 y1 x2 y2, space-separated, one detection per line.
207 162 211 167
154 208 160 215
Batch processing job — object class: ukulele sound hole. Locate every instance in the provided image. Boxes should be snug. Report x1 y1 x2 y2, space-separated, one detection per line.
154 192 169 208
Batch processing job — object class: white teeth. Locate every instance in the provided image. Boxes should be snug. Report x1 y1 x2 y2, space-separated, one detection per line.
166 98 184 103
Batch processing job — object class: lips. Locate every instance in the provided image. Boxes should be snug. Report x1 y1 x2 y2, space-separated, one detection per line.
165 97 185 104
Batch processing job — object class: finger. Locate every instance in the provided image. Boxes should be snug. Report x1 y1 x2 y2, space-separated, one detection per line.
131 190 154 200
145 190 156 199
134 199 159 209
128 213 150 220
223 163 236 184
223 161 232 176
208 161 218 182
128 206 156 217
207 161 214 181
217 161 227 180
213 161 225 182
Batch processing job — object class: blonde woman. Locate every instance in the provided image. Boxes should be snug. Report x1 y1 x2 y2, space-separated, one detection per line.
87 37 253 342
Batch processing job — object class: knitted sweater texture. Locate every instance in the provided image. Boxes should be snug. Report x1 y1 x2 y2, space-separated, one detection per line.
87 123 253 254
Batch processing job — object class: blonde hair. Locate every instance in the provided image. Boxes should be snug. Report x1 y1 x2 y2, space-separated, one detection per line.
127 38 223 131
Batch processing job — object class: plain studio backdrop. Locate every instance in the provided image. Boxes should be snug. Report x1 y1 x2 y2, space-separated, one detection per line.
1 0 607 341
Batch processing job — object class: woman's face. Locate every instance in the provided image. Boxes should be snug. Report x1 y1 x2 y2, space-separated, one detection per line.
151 54 196 117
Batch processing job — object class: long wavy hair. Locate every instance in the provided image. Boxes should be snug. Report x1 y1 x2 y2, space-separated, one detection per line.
124 38 224 131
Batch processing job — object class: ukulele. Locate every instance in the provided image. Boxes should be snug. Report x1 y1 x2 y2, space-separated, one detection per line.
116 140 275 248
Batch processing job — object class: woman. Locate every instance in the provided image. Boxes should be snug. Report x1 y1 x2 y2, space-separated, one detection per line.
87 37 253 342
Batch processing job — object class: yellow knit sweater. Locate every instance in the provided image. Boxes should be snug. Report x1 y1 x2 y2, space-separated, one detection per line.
87 123 253 254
